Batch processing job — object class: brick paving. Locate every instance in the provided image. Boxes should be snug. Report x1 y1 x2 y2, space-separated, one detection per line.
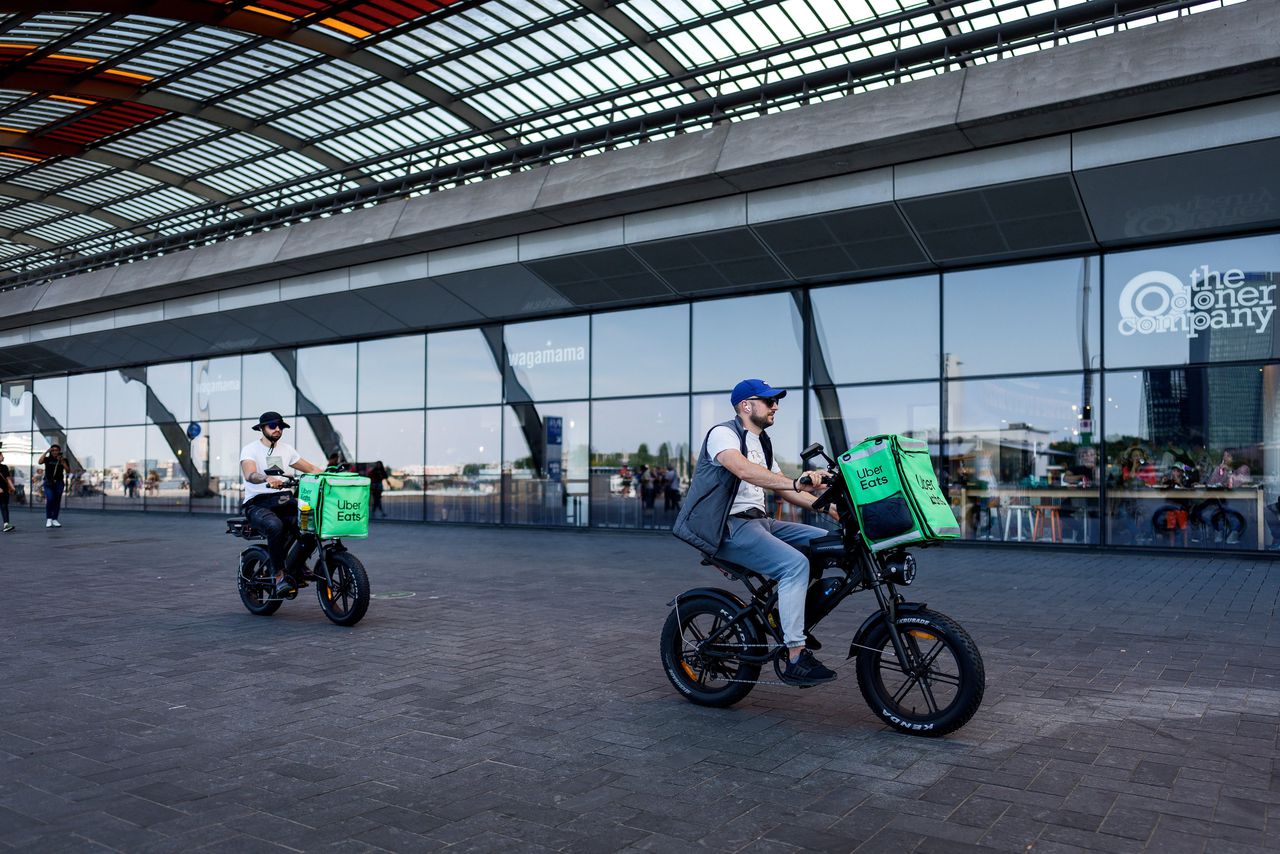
1 511 1277 853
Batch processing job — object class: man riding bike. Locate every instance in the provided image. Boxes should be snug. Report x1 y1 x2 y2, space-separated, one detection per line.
239 411 322 598
673 379 836 686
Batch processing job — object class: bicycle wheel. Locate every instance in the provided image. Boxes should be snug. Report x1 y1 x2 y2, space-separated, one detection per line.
237 547 281 616
660 595 763 707
855 609 984 736
316 551 370 626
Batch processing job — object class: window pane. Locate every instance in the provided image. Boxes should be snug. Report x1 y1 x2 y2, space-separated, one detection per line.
147 362 191 425
294 414 356 470
1103 234 1280 369
810 383 939 458
944 257 1100 377
357 411 425 521
1 431 33 507
1103 364 1276 552
946 374 1100 545
190 421 246 513
67 373 105 428
503 401 588 526
812 276 939 384
427 328 502 407
241 351 296 422
359 335 425 411
105 369 147 425
1 380 33 432
504 316 589 402
298 343 356 415
692 292 803 393
591 305 689 397
144 424 190 511
33 377 68 429
62 428 104 510
193 356 241 423
590 396 689 530
427 406 501 523
104 426 146 511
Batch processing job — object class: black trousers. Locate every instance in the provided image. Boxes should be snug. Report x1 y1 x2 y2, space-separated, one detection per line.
244 497 298 576
0 492 8 524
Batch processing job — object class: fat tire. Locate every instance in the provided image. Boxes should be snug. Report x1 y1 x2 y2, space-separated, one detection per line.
316 551 370 626
238 547 281 616
660 595 762 708
855 609 984 737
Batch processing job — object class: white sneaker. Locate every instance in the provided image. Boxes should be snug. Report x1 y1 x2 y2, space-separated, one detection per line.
2 523 13 532
46 519 52 527
51 519 62 527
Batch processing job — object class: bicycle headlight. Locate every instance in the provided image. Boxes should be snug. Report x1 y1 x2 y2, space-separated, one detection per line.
884 552 916 586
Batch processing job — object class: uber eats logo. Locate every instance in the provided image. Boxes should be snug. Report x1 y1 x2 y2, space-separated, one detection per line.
1118 267 1276 338
335 498 365 522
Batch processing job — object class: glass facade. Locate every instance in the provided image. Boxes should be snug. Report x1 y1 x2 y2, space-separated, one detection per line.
4 233 1277 551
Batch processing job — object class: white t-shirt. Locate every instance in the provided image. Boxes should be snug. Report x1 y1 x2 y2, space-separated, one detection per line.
240 440 302 500
707 425 782 515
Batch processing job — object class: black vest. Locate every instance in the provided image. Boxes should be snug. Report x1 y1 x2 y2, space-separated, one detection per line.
671 418 773 555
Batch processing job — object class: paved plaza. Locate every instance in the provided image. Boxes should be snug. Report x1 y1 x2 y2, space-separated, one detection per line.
1 512 1277 853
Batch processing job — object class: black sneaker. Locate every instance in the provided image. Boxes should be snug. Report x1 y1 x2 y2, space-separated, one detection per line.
273 577 297 599
782 650 837 687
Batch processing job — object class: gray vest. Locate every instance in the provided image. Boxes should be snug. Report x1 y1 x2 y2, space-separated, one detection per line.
672 418 773 555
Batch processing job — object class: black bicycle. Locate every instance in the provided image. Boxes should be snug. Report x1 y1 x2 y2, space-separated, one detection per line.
227 473 370 626
661 442 984 736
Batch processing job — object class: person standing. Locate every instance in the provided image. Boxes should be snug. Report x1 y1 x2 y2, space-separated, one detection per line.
0 449 14 532
369 460 388 518
663 463 681 512
38 443 71 528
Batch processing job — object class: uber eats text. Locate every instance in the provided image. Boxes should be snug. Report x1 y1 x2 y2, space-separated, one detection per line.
856 464 889 491
335 498 365 522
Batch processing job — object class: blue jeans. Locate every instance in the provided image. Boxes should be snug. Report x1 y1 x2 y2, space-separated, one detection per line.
717 516 827 648
44 483 64 520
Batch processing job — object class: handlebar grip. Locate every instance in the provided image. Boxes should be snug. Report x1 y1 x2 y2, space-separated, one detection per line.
798 475 813 486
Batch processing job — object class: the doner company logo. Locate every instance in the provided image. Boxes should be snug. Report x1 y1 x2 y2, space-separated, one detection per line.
1117 266 1276 338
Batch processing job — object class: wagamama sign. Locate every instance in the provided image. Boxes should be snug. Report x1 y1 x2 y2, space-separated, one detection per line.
1118 266 1276 337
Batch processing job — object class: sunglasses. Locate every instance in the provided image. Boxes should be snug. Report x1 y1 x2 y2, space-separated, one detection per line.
749 396 782 407
262 422 284 430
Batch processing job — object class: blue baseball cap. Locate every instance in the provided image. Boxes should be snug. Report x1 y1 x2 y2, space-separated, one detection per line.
731 379 788 407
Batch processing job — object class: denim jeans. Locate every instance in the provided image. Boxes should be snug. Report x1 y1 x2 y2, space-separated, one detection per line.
44 483 64 520
717 516 827 647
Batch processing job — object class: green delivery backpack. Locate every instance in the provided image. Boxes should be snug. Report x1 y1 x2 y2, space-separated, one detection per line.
838 434 960 552
297 472 371 539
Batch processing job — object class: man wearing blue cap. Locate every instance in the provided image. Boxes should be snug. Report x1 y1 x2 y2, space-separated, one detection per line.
673 379 838 686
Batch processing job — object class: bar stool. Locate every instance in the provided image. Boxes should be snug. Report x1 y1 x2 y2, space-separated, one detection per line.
1003 500 1034 542
1033 505 1062 543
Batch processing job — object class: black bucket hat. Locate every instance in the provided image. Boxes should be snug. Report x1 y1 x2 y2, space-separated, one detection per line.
251 411 291 432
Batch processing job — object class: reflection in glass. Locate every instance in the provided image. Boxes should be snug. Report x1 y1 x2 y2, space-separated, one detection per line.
297 343 356 415
294 414 355 470
946 374 1099 545
590 397 689 529
144 424 190 511
1104 234 1280 369
591 305 689 398
427 407 500 523
190 421 247 514
147 362 192 425
67 373 105 428
357 411 425 521
104 426 146 510
945 257 1100 378
812 277 939 384
1 380 33 433
241 351 296 421
503 401 588 526
427 328 502 407
359 335 425 412
1103 364 1276 552
62 428 104 510
106 370 147 425
809 383 940 457
504 316 589 403
33 376 68 431
1 431 33 509
692 292 803 392
193 357 241 423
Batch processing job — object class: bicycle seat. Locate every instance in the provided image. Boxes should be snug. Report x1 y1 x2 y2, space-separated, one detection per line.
225 517 264 540
700 553 768 582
